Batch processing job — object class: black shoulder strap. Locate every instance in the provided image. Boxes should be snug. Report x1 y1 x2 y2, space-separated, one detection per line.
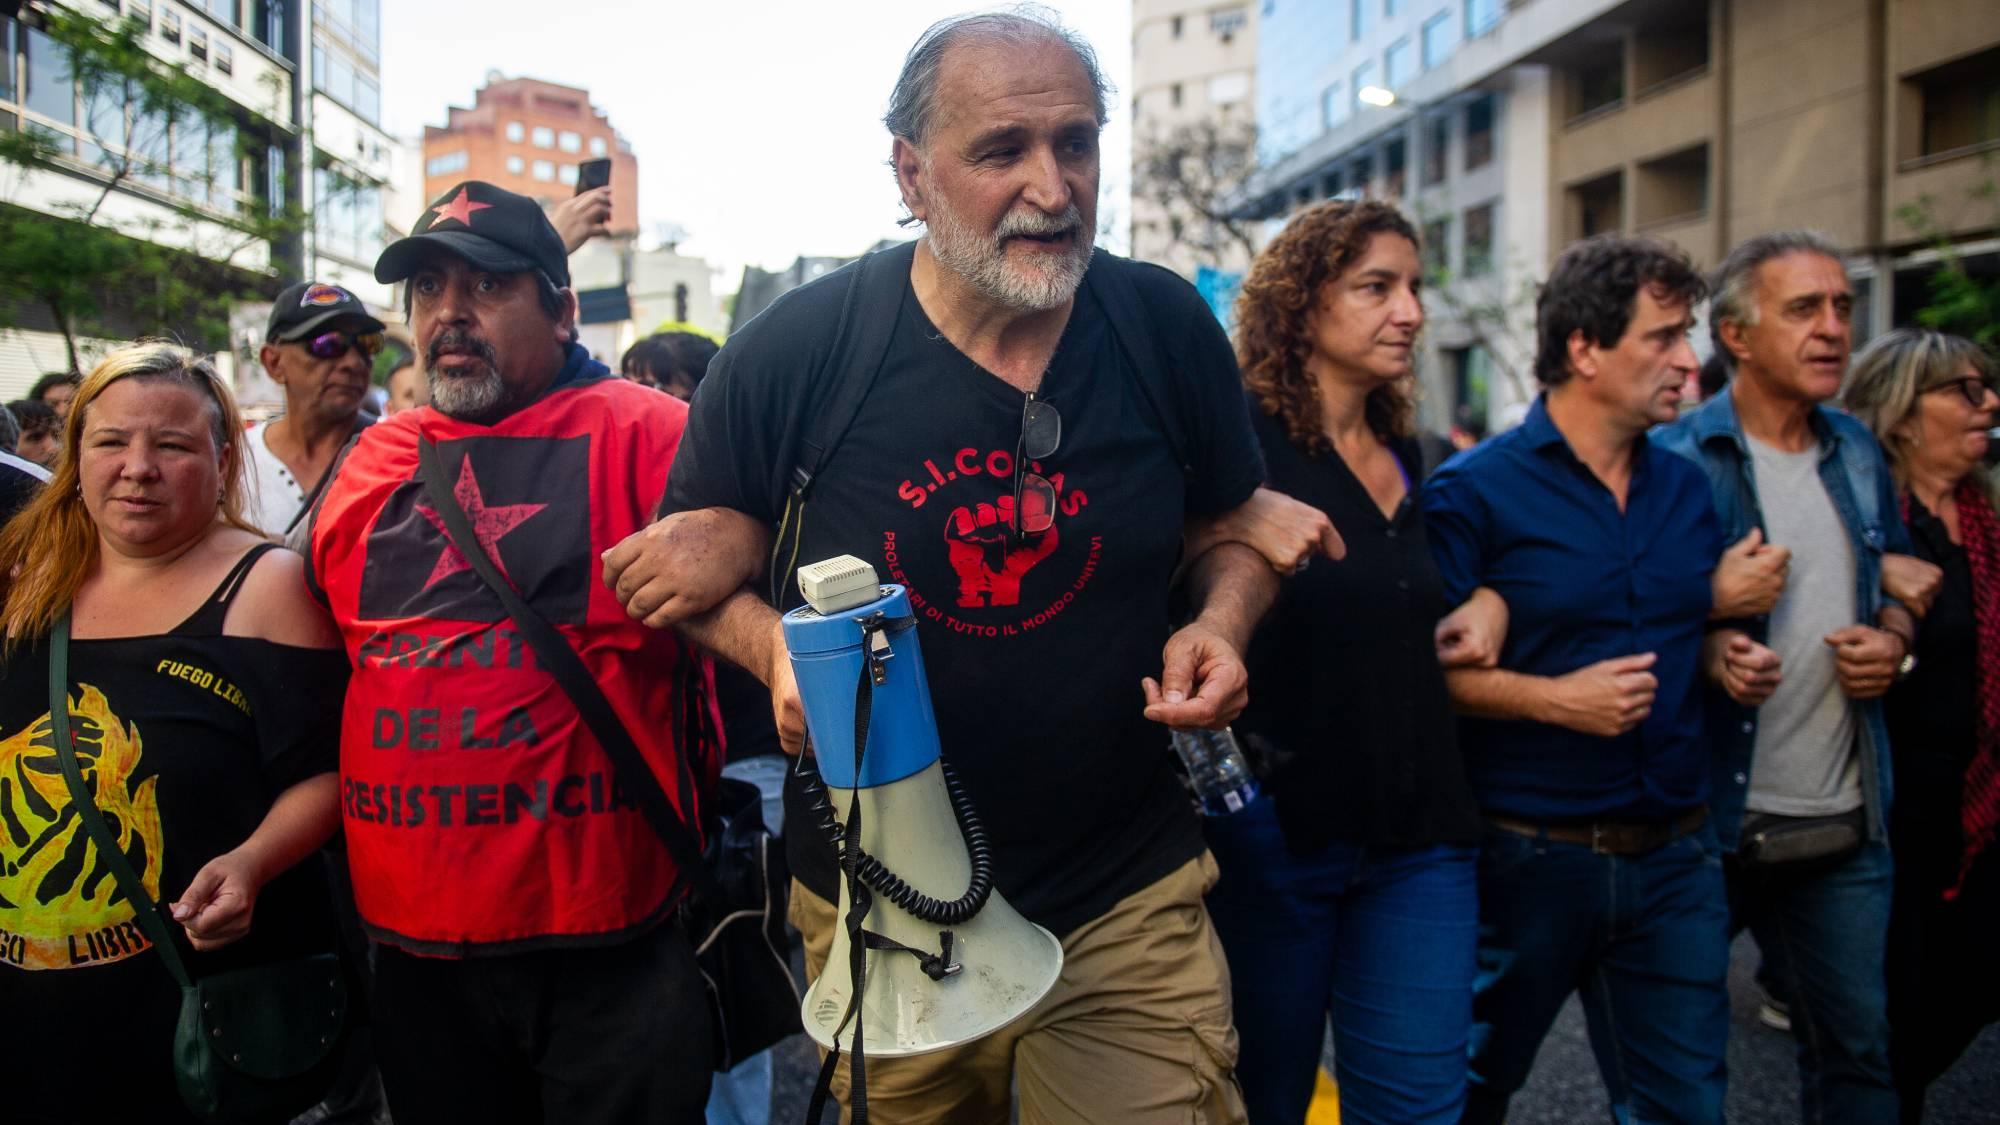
415 439 712 902
768 240 915 603
1084 253 1193 477
48 614 196 990
790 241 916 501
284 412 375 536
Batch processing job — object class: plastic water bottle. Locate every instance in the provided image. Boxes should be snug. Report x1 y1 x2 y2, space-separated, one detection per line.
1169 728 1260 816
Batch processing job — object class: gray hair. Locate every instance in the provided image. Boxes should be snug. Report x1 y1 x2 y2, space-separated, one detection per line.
0 402 17 454
885 6 1113 147
1709 229 1845 358
1844 326 1996 495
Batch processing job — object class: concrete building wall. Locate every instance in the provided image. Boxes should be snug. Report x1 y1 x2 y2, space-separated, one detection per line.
422 77 640 236
629 249 724 339
1882 0 2000 245
1129 0 1258 275
1723 0 1875 252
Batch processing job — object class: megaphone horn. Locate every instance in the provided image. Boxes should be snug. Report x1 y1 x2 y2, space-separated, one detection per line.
783 559 1062 1057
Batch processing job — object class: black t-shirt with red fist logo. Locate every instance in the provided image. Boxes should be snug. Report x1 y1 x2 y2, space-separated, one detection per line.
666 253 1262 935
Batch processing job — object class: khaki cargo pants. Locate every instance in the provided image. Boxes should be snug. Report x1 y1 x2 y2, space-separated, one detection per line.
791 853 1248 1125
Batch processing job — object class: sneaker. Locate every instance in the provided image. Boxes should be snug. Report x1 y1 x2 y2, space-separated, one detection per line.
1758 993 1792 1033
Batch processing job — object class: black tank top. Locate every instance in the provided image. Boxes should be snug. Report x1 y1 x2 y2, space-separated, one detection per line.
0 542 349 1123
171 540 278 636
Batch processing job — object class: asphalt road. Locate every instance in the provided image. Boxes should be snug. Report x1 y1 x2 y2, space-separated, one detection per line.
1508 933 1999 1125
769 933 1997 1123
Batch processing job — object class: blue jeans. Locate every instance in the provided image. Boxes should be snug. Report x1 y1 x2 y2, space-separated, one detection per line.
1464 822 1731 1125
1204 795 1479 1125
1727 841 1897 1125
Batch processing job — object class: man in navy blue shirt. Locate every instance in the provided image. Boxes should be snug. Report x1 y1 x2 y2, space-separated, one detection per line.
1422 235 1735 1124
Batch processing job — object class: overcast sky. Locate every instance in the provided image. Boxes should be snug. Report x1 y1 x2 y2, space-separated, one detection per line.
380 1 1133 292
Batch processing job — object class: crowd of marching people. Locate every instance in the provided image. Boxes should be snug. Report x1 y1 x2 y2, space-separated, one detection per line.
1 8 1995 1125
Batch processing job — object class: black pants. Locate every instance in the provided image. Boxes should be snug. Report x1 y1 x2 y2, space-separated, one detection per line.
371 923 713 1125
1887 851 2000 1124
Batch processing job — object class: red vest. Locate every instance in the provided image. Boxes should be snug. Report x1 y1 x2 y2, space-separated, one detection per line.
310 374 720 954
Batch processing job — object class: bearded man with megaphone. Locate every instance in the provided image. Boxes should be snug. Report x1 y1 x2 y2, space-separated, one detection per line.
603 13 1309 1125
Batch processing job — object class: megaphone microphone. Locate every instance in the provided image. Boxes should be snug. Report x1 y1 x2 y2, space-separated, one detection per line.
784 556 1062 1061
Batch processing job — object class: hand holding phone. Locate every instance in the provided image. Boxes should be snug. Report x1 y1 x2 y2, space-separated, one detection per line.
576 157 613 195
550 184 613 252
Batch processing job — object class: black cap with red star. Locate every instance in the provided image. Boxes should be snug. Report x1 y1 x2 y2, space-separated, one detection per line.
374 180 571 289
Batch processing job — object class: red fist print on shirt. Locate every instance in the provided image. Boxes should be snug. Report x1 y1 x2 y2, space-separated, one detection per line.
945 494 1060 608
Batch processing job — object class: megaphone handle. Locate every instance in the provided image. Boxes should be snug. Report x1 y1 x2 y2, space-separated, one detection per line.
807 611 910 1125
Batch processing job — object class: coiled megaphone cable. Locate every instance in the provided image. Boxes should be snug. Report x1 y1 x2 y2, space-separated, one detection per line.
794 751 995 925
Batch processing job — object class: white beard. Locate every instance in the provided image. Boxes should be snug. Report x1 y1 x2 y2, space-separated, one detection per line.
924 190 1093 312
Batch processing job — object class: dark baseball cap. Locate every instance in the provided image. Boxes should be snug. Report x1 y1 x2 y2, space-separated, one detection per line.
374 180 570 289
266 281 386 342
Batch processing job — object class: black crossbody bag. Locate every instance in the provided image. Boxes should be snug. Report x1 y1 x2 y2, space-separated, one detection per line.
47 615 348 1122
416 439 799 1070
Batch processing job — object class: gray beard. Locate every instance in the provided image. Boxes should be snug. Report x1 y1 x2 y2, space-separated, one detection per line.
428 368 505 418
925 196 1092 313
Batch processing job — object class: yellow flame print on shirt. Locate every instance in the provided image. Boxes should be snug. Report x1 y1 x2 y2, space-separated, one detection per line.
0 685 163 970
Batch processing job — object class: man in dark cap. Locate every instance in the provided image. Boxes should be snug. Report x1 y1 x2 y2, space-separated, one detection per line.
245 281 386 536
306 181 756 1124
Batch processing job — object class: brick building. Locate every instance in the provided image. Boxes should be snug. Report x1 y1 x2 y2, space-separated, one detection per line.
421 74 639 235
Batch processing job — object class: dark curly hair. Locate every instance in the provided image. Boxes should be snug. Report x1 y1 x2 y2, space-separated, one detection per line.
1234 199 1421 457
1534 234 1705 386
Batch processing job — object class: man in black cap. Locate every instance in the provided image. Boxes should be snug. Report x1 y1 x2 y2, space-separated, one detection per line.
245 281 385 536
305 181 753 1124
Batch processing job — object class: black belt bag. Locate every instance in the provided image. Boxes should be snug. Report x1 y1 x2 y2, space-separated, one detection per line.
1737 807 1866 870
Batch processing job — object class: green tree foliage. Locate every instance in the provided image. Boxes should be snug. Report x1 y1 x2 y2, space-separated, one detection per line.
0 8 306 371
1896 157 2000 354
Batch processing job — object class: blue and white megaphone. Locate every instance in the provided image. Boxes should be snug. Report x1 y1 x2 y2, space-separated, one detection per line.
783 556 1062 1057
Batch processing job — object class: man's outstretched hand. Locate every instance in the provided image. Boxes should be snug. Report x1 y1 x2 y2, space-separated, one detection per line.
1143 621 1250 730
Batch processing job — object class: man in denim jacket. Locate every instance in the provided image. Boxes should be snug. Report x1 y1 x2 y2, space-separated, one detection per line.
1656 231 1918 1125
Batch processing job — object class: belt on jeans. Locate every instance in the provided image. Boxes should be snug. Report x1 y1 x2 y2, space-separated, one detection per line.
1485 806 1708 856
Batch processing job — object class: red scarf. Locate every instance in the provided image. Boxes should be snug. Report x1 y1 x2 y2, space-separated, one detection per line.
1947 481 2000 900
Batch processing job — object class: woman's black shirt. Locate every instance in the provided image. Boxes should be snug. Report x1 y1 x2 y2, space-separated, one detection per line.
1885 497 1980 893
1232 399 1483 854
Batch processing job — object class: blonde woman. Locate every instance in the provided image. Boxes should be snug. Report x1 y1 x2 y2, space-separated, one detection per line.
1845 328 2000 1122
0 343 346 1123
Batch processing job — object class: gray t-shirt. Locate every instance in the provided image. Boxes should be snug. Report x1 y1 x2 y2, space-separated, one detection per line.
1746 436 1863 816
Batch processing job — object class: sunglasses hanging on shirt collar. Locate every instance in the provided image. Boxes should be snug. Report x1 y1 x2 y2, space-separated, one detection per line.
1009 394 1062 544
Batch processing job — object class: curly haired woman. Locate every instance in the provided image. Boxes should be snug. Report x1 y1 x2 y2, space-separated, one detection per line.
1199 200 1498 1125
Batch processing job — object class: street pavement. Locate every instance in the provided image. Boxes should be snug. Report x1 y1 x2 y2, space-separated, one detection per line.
1507 932 1999 1125
771 933 1998 1123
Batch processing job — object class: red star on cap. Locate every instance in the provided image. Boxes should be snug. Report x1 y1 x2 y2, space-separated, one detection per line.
415 456 548 590
429 186 492 229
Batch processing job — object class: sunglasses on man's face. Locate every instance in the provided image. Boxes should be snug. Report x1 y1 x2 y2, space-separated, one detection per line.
1931 376 1999 409
304 329 385 361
